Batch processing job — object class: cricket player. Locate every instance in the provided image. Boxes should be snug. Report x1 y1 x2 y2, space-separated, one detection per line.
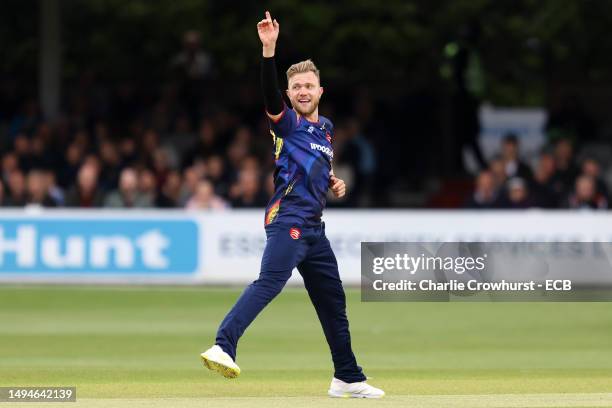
201 11 384 399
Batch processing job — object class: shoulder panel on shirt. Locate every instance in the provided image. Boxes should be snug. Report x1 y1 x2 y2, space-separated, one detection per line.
269 104 298 139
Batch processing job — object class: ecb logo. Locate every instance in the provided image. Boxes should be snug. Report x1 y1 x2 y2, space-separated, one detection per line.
0 218 199 275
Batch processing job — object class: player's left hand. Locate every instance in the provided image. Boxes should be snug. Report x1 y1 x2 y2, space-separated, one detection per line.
330 175 346 198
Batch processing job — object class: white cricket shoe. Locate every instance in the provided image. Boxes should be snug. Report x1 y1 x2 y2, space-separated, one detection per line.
200 345 241 379
328 377 385 398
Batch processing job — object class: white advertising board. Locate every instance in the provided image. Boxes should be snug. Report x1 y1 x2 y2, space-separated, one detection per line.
1 209 612 284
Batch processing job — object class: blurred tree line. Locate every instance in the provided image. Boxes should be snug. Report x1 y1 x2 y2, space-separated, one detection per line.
1 0 612 107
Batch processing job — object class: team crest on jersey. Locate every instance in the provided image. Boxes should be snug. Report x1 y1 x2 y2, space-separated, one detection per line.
289 227 301 240
325 132 331 143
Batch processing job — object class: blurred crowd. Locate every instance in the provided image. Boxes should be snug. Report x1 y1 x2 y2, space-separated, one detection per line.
0 115 375 210
2 94 609 211
0 31 378 210
465 134 610 210
0 98 274 209
1 29 610 212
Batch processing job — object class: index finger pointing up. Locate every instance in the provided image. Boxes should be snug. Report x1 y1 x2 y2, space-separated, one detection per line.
265 10 272 22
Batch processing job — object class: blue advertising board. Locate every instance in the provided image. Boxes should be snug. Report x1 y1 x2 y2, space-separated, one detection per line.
0 218 199 276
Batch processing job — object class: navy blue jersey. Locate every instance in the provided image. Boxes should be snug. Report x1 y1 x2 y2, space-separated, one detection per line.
265 104 334 226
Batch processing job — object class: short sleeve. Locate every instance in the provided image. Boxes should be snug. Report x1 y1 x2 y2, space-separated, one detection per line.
268 104 298 139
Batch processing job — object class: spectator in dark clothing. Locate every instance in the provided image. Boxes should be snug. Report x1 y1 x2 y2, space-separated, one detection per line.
151 148 173 188
25 170 57 207
5 169 27 206
98 140 122 191
488 156 508 191
581 158 609 200
341 119 376 205
139 129 161 167
58 143 84 189
530 152 562 208
138 168 158 206
500 133 532 181
156 170 182 208
179 165 204 206
553 138 579 194
225 140 251 183
206 155 231 197
465 170 499 208
44 170 65 206
564 175 608 210
498 177 534 209
118 137 138 167
65 163 105 207
229 170 268 208
14 134 34 172
30 134 57 170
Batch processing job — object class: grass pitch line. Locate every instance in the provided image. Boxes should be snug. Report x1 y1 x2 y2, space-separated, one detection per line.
13 393 612 408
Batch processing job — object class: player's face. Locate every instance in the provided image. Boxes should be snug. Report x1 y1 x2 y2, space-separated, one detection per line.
287 72 323 117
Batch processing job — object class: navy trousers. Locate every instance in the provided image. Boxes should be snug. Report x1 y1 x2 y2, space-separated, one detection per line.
215 222 366 383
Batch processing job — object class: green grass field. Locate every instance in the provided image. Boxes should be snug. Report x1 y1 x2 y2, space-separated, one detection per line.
1 285 612 407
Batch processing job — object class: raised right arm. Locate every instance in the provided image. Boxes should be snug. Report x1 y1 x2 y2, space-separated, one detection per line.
257 11 284 120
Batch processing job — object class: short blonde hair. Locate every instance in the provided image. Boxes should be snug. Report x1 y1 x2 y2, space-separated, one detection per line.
286 59 320 83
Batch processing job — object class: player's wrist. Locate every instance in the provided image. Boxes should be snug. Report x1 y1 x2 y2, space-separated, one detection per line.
262 44 276 57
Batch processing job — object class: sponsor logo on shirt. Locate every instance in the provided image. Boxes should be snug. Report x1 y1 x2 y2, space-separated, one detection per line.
310 143 334 159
